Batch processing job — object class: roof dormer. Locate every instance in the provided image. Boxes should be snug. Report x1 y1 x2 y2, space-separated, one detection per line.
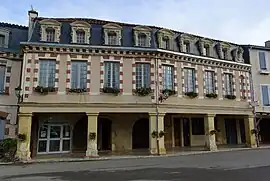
70 21 91 44
133 26 152 47
40 19 61 42
103 23 122 46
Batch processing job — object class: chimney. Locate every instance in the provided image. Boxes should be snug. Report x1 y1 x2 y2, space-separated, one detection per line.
265 40 270 48
28 7 38 40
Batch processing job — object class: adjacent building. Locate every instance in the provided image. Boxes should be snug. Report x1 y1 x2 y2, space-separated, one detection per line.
16 9 256 160
244 41 270 144
0 23 28 139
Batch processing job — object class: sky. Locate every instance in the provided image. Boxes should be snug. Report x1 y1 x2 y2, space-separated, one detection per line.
0 0 269 45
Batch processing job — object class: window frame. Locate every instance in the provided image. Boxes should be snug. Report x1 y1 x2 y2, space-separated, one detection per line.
184 67 195 93
260 84 270 107
107 31 117 46
224 73 233 96
205 70 215 94
135 63 151 89
137 33 147 47
45 27 56 42
38 59 56 88
239 75 245 98
162 64 174 90
258 51 268 71
104 61 120 89
76 29 86 44
70 60 88 89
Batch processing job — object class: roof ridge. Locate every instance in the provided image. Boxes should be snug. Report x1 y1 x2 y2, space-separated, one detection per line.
0 22 28 29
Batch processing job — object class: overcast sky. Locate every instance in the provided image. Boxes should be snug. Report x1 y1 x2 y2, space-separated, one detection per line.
1 0 269 45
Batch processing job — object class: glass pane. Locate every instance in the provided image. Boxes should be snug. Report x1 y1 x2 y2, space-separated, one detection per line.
49 126 61 138
39 125 48 139
49 140 60 152
38 140 47 152
62 140 71 151
62 125 71 138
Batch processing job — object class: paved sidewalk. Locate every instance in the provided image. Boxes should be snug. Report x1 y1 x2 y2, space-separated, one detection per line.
1 145 270 165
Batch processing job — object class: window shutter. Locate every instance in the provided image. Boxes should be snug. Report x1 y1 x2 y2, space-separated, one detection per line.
259 52 267 70
262 85 270 106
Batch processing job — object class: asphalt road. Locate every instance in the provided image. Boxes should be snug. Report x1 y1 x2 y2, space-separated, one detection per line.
1 149 270 181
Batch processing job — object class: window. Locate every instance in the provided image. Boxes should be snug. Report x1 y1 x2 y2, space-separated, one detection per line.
76 30 85 44
71 61 87 89
46 28 55 42
191 118 205 135
261 85 270 106
162 36 170 49
104 61 120 88
205 70 215 94
136 63 150 88
0 65 5 93
184 68 195 92
108 31 117 45
222 49 227 59
0 35 5 47
138 33 147 47
239 75 245 98
203 45 210 56
224 73 233 95
162 65 174 90
39 60 56 87
183 42 190 53
259 52 267 71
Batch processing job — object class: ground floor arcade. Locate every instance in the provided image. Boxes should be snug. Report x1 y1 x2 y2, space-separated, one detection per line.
16 104 257 160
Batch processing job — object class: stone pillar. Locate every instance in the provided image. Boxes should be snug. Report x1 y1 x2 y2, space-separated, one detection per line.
204 114 217 151
149 113 166 155
16 113 32 161
86 113 99 157
244 115 257 148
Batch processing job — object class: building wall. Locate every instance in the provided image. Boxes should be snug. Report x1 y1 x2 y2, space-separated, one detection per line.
0 58 21 138
250 49 270 113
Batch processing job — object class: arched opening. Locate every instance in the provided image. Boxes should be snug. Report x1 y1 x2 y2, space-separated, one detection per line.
98 118 112 151
132 118 149 149
72 116 88 153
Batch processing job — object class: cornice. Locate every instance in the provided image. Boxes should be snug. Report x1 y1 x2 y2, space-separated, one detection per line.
21 42 251 71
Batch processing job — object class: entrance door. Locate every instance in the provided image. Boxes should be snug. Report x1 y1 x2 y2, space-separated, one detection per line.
225 119 237 144
37 124 71 154
183 118 190 146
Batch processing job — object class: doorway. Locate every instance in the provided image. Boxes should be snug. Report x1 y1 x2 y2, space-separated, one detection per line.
132 118 149 149
173 118 181 147
37 124 71 154
73 118 87 152
225 119 237 144
98 118 112 150
183 118 191 146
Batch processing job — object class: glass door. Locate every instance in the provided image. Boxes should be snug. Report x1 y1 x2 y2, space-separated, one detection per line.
38 124 71 154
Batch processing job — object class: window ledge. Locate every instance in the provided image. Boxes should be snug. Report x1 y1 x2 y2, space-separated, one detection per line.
259 70 270 74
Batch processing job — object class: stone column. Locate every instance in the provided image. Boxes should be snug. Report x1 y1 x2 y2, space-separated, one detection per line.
204 114 217 151
149 113 166 155
86 113 99 157
16 113 32 161
244 115 257 148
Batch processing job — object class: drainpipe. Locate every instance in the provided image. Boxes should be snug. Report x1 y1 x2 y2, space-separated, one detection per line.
248 46 260 147
154 55 160 155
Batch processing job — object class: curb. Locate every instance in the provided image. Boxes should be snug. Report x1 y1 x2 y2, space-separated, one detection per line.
1 146 269 165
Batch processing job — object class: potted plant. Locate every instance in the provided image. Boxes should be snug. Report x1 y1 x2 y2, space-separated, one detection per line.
225 95 236 100
17 133 26 142
205 93 218 98
162 89 176 97
89 132 96 140
251 129 258 135
158 130 165 138
34 86 56 95
133 87 152 96
209 130 218 135
69 88 87 93
185 92 198 98
102 87 120 96
151 131 159 138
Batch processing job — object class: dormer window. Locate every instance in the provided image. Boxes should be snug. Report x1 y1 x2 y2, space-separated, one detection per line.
157 29 174 50
0 35 5 47
108 31 117 45
103 23 122 46
40 19 61 42
138 33 147 47
133 26 152 47
76 30 85 44
183 41 190 53
70 21 91 44
222 48 227 59
163 36 170 49
46 27 55 42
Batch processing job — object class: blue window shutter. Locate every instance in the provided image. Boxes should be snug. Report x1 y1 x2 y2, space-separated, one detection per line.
259 52 267 70
262 85 269 106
